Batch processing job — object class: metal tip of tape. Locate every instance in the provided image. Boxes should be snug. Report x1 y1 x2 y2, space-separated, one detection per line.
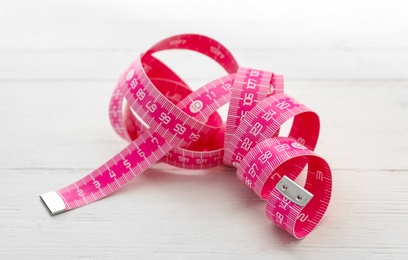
40 191 66 215
276 176 313 207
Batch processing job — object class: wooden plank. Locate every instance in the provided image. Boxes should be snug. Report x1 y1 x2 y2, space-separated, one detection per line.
1 50 408 81
1 0 408 50
1 81 406 170
0 168 407 258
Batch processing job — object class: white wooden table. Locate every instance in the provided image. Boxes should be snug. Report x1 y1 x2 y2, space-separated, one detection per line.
1 0 408 258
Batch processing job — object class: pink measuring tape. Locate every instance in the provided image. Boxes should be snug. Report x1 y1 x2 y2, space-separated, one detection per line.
40 34 332 239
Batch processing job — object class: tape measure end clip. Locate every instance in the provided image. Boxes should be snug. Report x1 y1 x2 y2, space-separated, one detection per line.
276 176 313 207
40 191 66 215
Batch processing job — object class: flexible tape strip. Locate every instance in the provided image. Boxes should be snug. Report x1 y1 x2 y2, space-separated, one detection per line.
42 35 239 213
160 68 283 169
123 61 226 169
220 69 328 238
57 71 233 211
110 34 236 169
161 66 282 169
144 34 238 74
225 93 320 174
224 67 274 151
224 67 284 167
124 78 227 169
111 55 194 141
41 35 237 213
110 34 238 141
237 137 332 239
40 34 332 239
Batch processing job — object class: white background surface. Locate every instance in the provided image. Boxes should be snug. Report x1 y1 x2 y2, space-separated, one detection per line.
1 0 408 259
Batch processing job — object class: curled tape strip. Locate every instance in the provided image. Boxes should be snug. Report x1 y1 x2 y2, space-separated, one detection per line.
40 34 332 239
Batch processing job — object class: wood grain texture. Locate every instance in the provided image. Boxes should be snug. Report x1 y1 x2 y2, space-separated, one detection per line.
1 0 408 259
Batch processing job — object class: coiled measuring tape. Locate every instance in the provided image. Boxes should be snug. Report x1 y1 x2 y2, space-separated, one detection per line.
40 34 332 239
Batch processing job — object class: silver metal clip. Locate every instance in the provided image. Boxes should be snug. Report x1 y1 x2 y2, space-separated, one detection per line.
40 191 66 215
276 176 313 207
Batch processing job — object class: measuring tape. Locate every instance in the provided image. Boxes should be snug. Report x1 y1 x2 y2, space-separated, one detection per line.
40 34 332 239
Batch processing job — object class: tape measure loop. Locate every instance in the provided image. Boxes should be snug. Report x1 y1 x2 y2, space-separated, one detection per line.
264 149 332 239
